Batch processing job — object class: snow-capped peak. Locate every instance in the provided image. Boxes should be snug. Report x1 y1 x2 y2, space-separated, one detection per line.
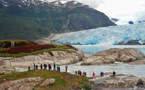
0 0 81 8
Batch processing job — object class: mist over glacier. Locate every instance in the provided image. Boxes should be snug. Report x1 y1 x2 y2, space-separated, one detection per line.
54 23 145 45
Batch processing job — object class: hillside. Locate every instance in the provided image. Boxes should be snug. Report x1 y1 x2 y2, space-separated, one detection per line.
0 0 115 40
0 70 91 90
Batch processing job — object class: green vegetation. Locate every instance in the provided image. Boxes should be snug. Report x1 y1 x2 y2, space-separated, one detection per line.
80 81 91 90
0 70 90 90
0 1 115 40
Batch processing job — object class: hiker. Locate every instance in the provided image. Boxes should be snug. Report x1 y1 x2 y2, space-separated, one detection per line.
57 66 60 72
35 65 38 70
65 65 68 72
93 72 95 78
84 72 86 77
28 66 31 71
40 64 43 70
58 66 60 72
100 72 104 77
78 70 81 76
80 71 82 76
44 64 47 70
113 71 116 76
75 71 78 75
33 63 36 70
83 72 86 77
53 63 56 70
48 64 52 70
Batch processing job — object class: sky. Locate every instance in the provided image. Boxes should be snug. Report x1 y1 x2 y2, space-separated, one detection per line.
96 0 145 24
46 0 145 25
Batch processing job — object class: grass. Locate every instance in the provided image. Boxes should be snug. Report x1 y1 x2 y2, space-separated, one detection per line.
0 70 90 90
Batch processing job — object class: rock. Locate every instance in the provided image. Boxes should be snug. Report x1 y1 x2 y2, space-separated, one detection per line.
82 48 145 65
118 40 142 45
129 21 134 24
111 18 119 22
40 78 55 86
0 77 43 90
129 60 145 65
5 50 84 67
136 79 145 88
90 73 145 88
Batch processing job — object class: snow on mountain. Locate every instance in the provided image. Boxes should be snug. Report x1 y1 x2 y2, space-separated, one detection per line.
49 23 145 45
0 0 81 7
1 0 145 25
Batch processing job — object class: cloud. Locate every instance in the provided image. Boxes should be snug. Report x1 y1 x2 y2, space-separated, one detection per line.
96 0 145 24
46 0 145 24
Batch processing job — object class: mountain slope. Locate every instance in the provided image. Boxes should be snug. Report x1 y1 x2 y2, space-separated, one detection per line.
0 0 115 40
45 23 145 45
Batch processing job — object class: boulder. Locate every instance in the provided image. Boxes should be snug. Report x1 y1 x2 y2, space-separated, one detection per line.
6 50 84 67
82 48 145 65
0 77 43 90
129 21 134 24
90 73 145 88
40 78 55 86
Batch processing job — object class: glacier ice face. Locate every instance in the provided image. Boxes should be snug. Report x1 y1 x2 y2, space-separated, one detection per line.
56 23 145 45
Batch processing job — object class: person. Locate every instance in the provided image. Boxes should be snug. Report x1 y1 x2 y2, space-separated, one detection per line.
58 66 60 72
113 71 116 76
80 71 82 76
57 66 60 72
65 65 68 72
82 72 85 77
100 72 104 77
78 70 81 76
40 64 43 70
33 63 36 70
28 66 31 71
53 63 56 70
44 64 47 70
83 72 86 77
75 71 78 75
93 72 95 78
35 65 38 70
48 64 52 70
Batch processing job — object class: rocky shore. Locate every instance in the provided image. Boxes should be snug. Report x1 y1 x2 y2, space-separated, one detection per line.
1 50 84 68
82 48 145 65
90 73 145 90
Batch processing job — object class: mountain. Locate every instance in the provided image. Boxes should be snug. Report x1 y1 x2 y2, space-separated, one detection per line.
44 23 145 45
0 0 115 40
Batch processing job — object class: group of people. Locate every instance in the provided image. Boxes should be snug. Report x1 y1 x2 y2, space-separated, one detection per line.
28 63 116 78
92 71 116 78
75 70 87 77
28 63 68 73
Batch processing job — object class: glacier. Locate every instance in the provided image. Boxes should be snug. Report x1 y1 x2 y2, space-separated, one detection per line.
55 23 145 45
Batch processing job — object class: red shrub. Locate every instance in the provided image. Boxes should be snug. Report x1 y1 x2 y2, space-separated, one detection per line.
1 44 56 54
